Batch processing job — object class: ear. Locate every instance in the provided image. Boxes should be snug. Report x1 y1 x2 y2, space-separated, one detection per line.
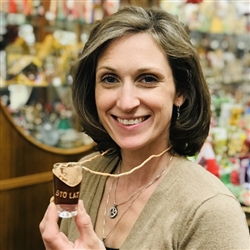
174 93 186 107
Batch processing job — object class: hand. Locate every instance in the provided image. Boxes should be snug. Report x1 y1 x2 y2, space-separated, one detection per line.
39 200 105 250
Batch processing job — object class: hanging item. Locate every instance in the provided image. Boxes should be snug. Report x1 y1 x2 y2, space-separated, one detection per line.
23 0 32 16
102 0 120 17
186 0 202 3
68 0 80 20
83 0 94 24
9 0 17 13
57 0 66 20
45 0 57 21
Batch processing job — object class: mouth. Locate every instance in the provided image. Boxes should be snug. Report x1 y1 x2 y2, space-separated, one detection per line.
114 116 149 126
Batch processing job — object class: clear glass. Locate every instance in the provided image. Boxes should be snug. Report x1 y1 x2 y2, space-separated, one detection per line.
56 204 78 218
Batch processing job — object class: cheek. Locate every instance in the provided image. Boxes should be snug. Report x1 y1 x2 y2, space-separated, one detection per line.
150 90 175 110
95 88 114 117
95 88 104 116
95 86 105 107
155 95 175 120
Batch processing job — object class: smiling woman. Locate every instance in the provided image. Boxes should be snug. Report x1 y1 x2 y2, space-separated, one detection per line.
40 6 250 250
94 33 181 151
72 8 212 158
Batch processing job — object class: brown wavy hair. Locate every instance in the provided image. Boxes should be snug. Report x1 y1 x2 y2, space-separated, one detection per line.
72 6 211 157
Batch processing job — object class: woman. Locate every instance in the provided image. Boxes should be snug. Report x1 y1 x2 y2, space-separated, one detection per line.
40 6 249 250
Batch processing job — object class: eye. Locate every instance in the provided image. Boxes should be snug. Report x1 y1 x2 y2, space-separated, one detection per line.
101 75 118 84
139 75 159 86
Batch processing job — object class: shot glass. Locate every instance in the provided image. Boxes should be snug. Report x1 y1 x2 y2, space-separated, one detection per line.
52 162 82 218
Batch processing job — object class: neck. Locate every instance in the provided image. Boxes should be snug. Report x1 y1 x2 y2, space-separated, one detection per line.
118 148 173 188
120 146 172 169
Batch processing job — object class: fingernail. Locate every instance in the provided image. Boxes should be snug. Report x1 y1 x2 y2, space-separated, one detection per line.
50 196 54 203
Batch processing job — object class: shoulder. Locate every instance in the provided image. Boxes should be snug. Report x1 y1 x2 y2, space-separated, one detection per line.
163 156 244 226
167 157 249 248
179 193 249 249
172 157 233 198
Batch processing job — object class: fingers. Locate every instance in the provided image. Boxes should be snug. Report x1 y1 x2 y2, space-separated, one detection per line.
39 202 73 250
39 201 59 237
40 200 105 250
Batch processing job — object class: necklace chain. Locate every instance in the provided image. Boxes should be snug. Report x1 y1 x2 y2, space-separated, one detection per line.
114 169 141 207
108 164 143 219
102 155 173 243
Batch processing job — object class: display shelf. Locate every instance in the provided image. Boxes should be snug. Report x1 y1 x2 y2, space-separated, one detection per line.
1 100 95 154
0 98 96 250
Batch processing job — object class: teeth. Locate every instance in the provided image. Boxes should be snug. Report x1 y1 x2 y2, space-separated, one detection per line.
117 117 145 125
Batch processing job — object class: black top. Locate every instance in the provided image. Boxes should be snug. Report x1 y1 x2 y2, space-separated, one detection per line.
106 247 119 250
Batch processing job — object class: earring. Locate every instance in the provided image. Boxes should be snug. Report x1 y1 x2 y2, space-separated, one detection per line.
177 106 180 120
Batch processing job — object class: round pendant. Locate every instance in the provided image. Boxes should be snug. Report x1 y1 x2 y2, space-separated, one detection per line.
108 206 118 219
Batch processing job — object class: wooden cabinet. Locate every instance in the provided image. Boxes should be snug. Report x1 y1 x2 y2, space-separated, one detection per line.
0 101 95 250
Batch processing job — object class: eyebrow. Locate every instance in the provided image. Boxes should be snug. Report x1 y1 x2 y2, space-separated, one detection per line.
96 66 115 73
96 66 161 74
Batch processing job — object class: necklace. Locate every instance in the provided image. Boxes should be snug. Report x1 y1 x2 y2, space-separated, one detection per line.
102 155 173 243
55 146 172 178
108 170 146 219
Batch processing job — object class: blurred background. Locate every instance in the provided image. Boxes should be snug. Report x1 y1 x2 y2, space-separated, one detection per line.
0 1 249 249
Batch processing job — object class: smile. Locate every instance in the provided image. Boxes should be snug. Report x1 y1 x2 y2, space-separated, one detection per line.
116 116 148 126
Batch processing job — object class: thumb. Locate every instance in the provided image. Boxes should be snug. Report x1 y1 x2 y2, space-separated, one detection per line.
74 200 104 249
75 200 102 246
75 200 93 236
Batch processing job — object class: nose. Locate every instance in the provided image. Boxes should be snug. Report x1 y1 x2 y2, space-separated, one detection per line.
116 83 140 112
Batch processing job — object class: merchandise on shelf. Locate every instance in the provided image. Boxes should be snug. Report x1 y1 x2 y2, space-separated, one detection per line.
160 0 249 34
1 26 94 148
3 86 94 149
195 88 250 207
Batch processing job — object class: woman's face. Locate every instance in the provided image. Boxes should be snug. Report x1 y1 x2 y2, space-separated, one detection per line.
95 33 185 152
